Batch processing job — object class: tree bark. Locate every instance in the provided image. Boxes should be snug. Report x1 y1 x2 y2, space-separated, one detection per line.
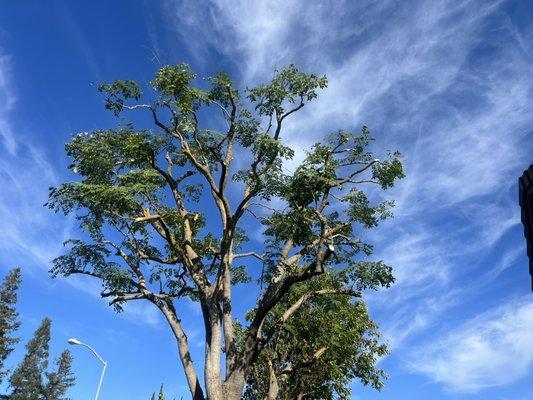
203 300 225 400
223 370 247 400
157 301 205 400
266 359 280 400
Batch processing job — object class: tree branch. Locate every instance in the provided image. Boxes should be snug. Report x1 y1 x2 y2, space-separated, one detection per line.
155 299 205 400
234 245 336 377
232 252 265 261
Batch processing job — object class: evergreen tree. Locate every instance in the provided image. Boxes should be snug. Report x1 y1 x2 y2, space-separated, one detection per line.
149 385 165 400
43 350 75 400
150 385 177 400
0 268 22 384
8 318 75 400
9 318 51 400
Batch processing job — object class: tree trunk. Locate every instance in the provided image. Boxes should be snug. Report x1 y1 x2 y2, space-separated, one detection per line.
203 301 225 400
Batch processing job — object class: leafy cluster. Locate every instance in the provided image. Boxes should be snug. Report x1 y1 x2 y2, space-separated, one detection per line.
248 64 327 117
243 264 393 400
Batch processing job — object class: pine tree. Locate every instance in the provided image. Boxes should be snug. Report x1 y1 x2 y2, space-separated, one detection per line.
0 268 22 384
9 318 51 400
8 318 76 400
43 350 75 400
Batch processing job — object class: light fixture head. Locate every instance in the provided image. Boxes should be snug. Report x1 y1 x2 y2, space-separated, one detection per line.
67 338 82 346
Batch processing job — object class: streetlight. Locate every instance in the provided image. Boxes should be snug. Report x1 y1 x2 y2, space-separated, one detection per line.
68 338 107 400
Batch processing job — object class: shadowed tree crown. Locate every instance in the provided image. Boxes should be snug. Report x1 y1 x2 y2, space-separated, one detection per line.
47 63 404 400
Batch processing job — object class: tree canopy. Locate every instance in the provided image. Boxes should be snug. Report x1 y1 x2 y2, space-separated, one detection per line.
48 63 404 400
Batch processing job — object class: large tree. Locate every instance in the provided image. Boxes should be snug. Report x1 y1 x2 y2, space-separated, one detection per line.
48 64 404 400
0 268 22 385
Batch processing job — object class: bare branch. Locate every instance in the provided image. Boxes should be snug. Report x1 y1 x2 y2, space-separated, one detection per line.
233 252 265 261
133 214 161 223
279 346 328 376
121 103 173 135
335 159 379 186
108 292 145 306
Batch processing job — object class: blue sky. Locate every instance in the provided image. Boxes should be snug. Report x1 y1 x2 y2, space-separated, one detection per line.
0 0 532 399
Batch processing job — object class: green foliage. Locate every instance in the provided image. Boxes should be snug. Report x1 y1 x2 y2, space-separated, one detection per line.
372 151 404 189
247 64 327 117
157 384 165 400
0 271 75 400
345 190 394 228
98 80 141 116
50 240 137 308
263 208 317 247
43 350 76 400
0 268 21 385
259 128 403 250
9 318 51 400
243 271 390 400
230 266 252 285
47 128 173 243
8 318 75 400
207 71 238 108
348 261 395 291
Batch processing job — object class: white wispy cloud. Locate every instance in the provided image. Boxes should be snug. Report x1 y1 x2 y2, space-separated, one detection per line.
0 53 74 268
0 53 17 154
165 0 533 390
409 296 533 393
0 51 159 329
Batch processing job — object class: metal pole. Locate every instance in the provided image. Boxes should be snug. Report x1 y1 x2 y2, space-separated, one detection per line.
94 361 107 400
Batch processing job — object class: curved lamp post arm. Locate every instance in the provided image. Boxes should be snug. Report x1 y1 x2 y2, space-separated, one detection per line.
68 338 107 400
78 342 106 366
